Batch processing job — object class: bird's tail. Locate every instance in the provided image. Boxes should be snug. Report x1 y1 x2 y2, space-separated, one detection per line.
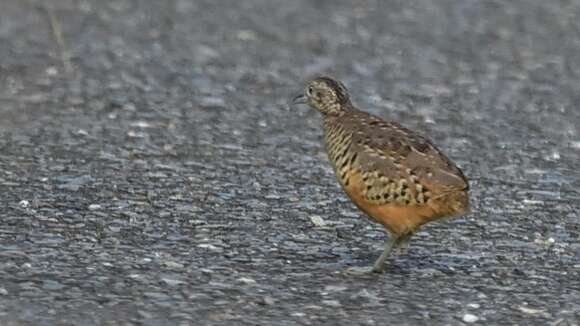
430 190 470 217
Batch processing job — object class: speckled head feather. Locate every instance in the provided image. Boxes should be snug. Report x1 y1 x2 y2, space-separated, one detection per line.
302 76 352 115
315 77 349 104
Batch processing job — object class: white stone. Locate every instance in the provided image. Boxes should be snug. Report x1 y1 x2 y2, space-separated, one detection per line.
310 215 327 227
197 243 219 250
462 313 479 323
518 306 546 315
238 277 257 285
322 300 341 307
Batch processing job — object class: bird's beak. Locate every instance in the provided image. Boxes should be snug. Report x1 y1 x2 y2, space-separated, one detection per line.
291 93 307 105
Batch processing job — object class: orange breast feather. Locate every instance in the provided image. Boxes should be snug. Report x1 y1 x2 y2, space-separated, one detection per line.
341 171 439 235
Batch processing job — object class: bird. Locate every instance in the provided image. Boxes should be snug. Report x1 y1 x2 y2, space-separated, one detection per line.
292 77 470 274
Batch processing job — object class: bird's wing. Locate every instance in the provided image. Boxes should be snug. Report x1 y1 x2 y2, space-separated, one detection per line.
344 111 468 205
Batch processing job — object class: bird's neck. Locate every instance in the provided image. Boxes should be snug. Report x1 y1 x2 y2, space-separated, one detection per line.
321 102 356 117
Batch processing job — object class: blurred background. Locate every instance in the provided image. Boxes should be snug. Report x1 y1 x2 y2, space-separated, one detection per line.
0 0 579 325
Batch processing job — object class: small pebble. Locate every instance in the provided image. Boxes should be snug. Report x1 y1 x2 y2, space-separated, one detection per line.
197 243 219 250
130 121 152 128
161 278 186 286
46 66 58 75
261 296 275 305
162 261 184 269
462 313 479 323
43 280 65 291
324 285 347 292
518 306 545 315
322 300 341 307
238 277 257 285
310 215 327 227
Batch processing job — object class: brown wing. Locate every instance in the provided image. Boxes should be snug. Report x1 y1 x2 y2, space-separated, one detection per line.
340 111 468 205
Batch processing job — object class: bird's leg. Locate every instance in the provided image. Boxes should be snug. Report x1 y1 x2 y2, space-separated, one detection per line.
345 234 402 275
395 233 412 254
371 234 401 273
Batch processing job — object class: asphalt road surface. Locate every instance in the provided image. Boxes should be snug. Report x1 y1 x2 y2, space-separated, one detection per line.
1 0 579 325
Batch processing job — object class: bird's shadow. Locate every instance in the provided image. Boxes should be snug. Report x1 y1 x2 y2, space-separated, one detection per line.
333 251 480 277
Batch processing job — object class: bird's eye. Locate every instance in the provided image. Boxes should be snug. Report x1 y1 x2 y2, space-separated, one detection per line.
307 86 314 96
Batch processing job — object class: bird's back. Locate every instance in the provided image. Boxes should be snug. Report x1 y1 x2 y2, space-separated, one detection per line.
323 108 469 235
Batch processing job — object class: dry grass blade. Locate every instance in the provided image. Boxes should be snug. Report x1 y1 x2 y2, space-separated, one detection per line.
45 4 73 75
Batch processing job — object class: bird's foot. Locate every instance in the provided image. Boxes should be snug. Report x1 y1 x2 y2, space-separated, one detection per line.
395 242 409 254
344 265 384 275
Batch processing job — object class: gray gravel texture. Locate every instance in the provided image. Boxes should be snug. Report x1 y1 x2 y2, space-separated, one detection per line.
1 0 579 325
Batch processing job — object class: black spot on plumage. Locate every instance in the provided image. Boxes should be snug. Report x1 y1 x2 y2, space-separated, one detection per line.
391 139 401 151
413 139 431 153
339 142 351 159
350 152 358 165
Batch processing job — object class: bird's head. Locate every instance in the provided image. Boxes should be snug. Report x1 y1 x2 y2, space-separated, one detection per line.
292 77 351 115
